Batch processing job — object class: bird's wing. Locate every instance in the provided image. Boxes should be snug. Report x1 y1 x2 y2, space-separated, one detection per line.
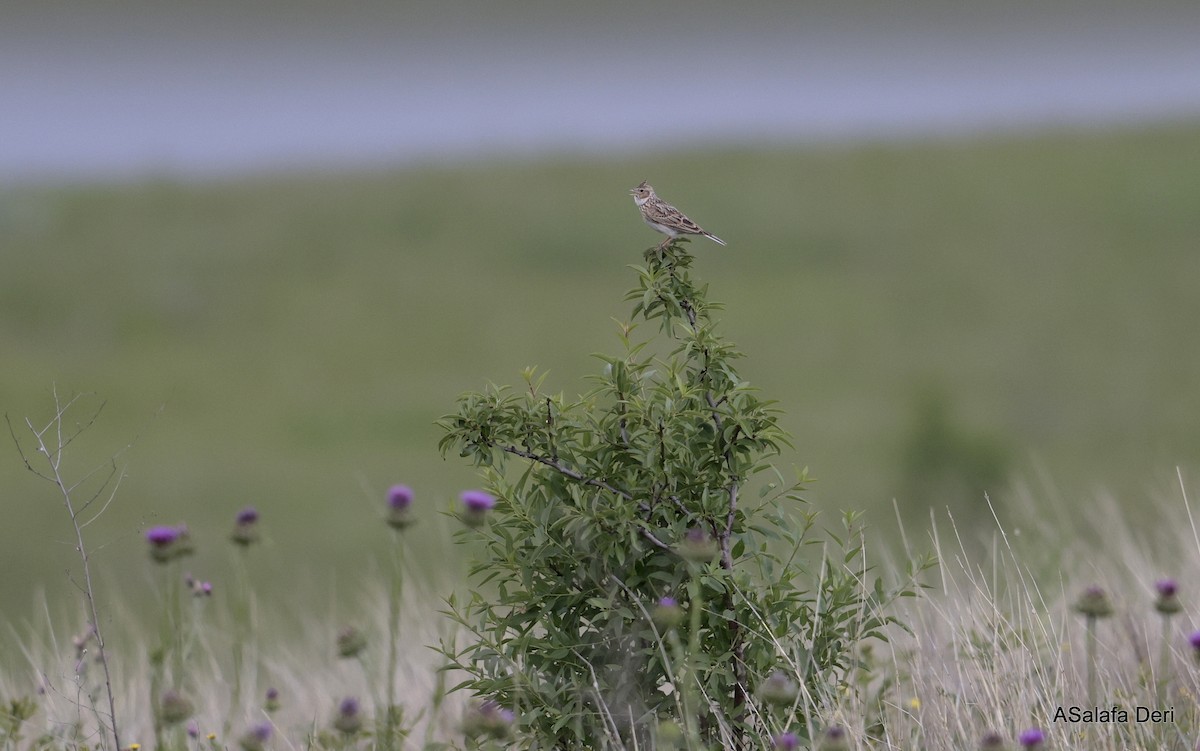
643 199 705 234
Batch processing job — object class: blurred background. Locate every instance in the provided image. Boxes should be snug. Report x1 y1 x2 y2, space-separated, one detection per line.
3 0 1200 612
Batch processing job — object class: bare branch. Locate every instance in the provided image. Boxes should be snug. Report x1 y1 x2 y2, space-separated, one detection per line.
7 413 55 481
81 462 127 529
499 444 633 502
636 525 672 552
16 393 123 750
50 394 106 465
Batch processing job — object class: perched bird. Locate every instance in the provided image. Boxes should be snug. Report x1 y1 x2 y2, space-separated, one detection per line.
631 181 726 249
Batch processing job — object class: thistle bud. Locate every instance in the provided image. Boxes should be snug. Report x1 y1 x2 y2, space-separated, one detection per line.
773 732 801 751
1154 578 1181 615
462 700 514 740
656 720 684 747
336 626 367 658
158 689 194 725
1073 586 1113 618
652 596 684 630
230 507 261 547
757 670 799 706
677 527 718 563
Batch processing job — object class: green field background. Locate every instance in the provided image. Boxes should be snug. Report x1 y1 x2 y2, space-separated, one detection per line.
3 123 1199 614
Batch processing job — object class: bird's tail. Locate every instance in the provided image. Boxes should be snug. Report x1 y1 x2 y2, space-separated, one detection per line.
704 232 727 247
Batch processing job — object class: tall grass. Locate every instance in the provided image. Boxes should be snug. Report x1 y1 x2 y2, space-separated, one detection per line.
5 411 1199 749
2 577 464 749
865 471 1200 749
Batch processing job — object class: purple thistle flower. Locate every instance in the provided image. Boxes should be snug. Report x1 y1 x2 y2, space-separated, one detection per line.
146 526 180 546
385 485 416 530
1018 727 1045 748
459 490 496 527
773 731 801 751
461 490 496 512
231 506 261 546
819 725 850 751
1156 578 1182 615
146 524 193 563
238 722 272 751
678 526 719 562
388 485 414 510
264 687 281 712
186 720 200 739
1189 630 1200 653
333 697 363 734
652 596 684 629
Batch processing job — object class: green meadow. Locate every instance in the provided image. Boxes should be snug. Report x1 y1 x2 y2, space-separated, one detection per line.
3 121 1200 617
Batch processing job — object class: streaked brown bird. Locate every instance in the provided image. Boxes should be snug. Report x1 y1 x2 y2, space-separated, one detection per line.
631 181 726 248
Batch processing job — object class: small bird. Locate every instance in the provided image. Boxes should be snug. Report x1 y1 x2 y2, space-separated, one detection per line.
631 181 726 249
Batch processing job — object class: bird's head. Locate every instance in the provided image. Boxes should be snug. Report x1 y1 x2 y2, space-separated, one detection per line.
631 181 654 205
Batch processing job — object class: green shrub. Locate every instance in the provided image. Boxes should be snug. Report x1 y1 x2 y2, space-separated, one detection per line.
439 240 919 749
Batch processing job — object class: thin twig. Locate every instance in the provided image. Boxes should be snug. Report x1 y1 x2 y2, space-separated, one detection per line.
9 391 122 751
497 444 671 552
499 444 633 501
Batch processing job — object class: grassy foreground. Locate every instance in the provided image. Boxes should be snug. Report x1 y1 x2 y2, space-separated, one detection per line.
4 438 1198 749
